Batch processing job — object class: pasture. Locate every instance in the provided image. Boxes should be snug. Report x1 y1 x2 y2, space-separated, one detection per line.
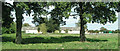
2 33 118 49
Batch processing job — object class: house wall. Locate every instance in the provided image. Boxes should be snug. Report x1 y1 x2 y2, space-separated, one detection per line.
68 31 80 34
61 30 90 34
26 30 40 33
61 30 80 34
61 30 65 33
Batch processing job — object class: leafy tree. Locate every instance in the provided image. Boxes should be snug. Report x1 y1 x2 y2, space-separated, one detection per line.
22 23 31 27
3 2 48 44
100 27 107 32
70 2 117 41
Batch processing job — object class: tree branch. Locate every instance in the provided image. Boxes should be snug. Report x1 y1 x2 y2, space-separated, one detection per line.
4 2 14 8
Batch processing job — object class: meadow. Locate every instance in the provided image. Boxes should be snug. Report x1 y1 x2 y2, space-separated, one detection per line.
2 33 118 49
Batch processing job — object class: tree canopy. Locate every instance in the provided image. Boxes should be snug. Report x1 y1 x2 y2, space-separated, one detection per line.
22 23 31 27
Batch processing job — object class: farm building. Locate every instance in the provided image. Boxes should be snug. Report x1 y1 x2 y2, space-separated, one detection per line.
60 27 89 34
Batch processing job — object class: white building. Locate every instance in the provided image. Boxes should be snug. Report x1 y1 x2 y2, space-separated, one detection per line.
22 27 88 34
22 27 42 34
60 27 88 34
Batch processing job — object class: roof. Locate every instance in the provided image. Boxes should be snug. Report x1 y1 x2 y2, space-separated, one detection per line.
22 27 38 31
60 27 80 31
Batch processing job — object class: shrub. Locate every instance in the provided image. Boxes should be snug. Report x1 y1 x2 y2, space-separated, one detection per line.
2 22 16 34
54 30 59 33
40 23 47 34
22 31 25 33
65 29 68 33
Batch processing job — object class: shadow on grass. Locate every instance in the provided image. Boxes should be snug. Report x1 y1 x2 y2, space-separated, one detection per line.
2 36 108 44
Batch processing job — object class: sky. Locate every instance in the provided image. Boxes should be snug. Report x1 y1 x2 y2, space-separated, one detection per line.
6 0 119 30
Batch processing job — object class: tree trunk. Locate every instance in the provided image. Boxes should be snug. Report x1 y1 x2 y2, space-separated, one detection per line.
80 16 86 42
15 7 23 44
79 2 86 42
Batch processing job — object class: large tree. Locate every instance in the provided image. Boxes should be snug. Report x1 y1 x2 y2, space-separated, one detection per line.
3 2 48 44
70 2 118 41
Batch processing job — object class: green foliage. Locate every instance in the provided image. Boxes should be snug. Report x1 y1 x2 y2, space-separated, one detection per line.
40 23 47 34
65 29 68 33
2 3 14 28
112 29 120 33
54 30 59 33
71 2 117 25
22 31 25 33
33 17 60 33
49 2 72 25
88 30 100 33
22 23 31 27
100 27 107 32
2 22 16 34
37 25 40 32
47 18 60 33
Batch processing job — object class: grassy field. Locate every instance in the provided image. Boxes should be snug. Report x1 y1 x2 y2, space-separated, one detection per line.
2 33 118 49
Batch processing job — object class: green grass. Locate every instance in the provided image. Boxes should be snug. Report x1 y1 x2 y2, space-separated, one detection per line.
2 33 118 49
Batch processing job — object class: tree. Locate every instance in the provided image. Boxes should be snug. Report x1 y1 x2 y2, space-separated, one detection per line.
3 2 48 44
70 2 117 41
23 23 31 27
100 27 107 32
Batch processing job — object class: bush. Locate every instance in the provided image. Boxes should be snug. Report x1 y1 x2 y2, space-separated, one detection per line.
22 31 25 33
2 22 16 34
2 27 8 34
65 29 68 33
40 23 47 34
54 30 59 33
